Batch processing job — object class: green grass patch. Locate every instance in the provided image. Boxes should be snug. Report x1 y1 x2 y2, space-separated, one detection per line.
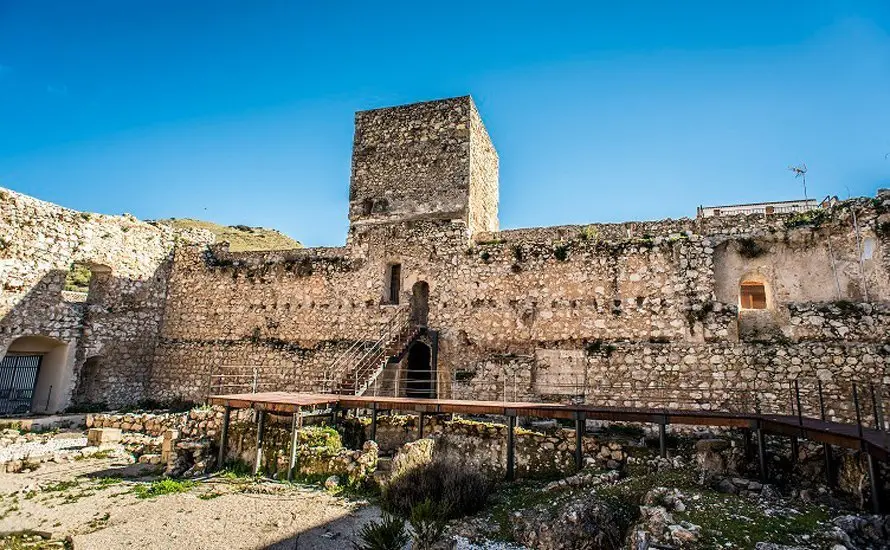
675 491 830 548
132 479 196 499
93 476 123 488
219 459 255 479
160 218 302 252
42 480 79 493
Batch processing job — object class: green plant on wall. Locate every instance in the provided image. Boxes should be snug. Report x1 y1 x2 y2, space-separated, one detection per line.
578 225 599 241
63 263 92 293
784 209 827 229
553 244 569 261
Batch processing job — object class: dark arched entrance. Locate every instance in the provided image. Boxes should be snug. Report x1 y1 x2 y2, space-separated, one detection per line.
405 342 434 398
410 281 429 326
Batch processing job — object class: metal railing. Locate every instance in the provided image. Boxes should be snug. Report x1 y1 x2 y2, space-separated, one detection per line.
208 365 263 395
319 305 414 394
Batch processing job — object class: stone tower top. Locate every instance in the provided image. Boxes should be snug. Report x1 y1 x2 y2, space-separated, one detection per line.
348 95 499 235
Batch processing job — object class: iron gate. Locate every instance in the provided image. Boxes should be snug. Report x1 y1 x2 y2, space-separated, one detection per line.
0 355 41 415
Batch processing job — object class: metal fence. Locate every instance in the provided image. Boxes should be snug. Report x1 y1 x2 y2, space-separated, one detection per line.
0 354 42 415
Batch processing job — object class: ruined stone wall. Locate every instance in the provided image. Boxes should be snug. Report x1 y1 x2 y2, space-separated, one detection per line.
4 95 889 424
146 194 890 421
345 415 622 478
0 187 212 410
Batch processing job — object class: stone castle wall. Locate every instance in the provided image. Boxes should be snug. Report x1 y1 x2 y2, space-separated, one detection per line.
143 195 890 424
2 96 889 422
0 188 212 409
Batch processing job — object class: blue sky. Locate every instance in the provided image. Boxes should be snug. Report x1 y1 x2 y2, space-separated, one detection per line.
1 1 889 246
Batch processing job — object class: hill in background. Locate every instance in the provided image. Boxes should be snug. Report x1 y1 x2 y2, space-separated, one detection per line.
160 218 303 252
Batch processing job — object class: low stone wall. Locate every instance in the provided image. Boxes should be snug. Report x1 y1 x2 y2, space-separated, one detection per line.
86 407 229 438
346 414 624 478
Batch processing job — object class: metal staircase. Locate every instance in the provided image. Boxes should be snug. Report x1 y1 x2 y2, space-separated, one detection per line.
323 306 422 395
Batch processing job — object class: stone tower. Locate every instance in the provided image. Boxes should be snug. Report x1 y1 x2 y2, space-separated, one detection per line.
348 96 499 235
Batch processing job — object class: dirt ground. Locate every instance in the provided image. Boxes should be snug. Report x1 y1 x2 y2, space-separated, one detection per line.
0 455 382 549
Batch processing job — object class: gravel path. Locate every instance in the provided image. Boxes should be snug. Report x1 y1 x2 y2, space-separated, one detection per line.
0 455 382 550
0 435 87 462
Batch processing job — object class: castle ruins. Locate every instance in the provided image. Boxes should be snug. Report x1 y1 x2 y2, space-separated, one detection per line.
1 95 888 422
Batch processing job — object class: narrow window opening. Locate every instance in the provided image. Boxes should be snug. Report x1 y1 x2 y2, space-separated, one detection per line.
387 264 402 305
740 281 767 310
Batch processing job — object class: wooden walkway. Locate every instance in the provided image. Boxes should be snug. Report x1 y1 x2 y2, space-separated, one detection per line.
207 391 889 512
208 391 890 459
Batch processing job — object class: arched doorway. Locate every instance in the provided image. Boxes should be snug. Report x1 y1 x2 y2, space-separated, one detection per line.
0 336 72 414
410 281 429 326
405 342 435 399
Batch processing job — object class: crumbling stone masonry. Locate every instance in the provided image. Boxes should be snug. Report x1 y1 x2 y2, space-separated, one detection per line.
1 95 889 421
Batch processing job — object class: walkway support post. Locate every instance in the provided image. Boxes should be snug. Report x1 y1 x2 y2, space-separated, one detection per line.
370 403 378 442
254 409 266 476
288 409 302 482
658 416 668 459
418 412 426 439
756 422 768 482
506 413 516 481
818 380 834 487
853 383 864 439
574 411 585 471
217 405 231 471
867 453 884 514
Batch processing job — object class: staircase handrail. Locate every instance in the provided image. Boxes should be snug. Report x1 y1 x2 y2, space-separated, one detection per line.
347 309 413 393
352 321 418 395
323 305 410 391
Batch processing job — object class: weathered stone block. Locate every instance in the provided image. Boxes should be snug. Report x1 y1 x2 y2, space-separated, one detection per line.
87 428 122 447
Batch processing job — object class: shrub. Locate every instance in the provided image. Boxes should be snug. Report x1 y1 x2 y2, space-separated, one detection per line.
298 425 342 453
512 245 524 262
382 459 491 519
409 499 449 550
352 514 409 550
553 244 569 261
579 225 599 241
